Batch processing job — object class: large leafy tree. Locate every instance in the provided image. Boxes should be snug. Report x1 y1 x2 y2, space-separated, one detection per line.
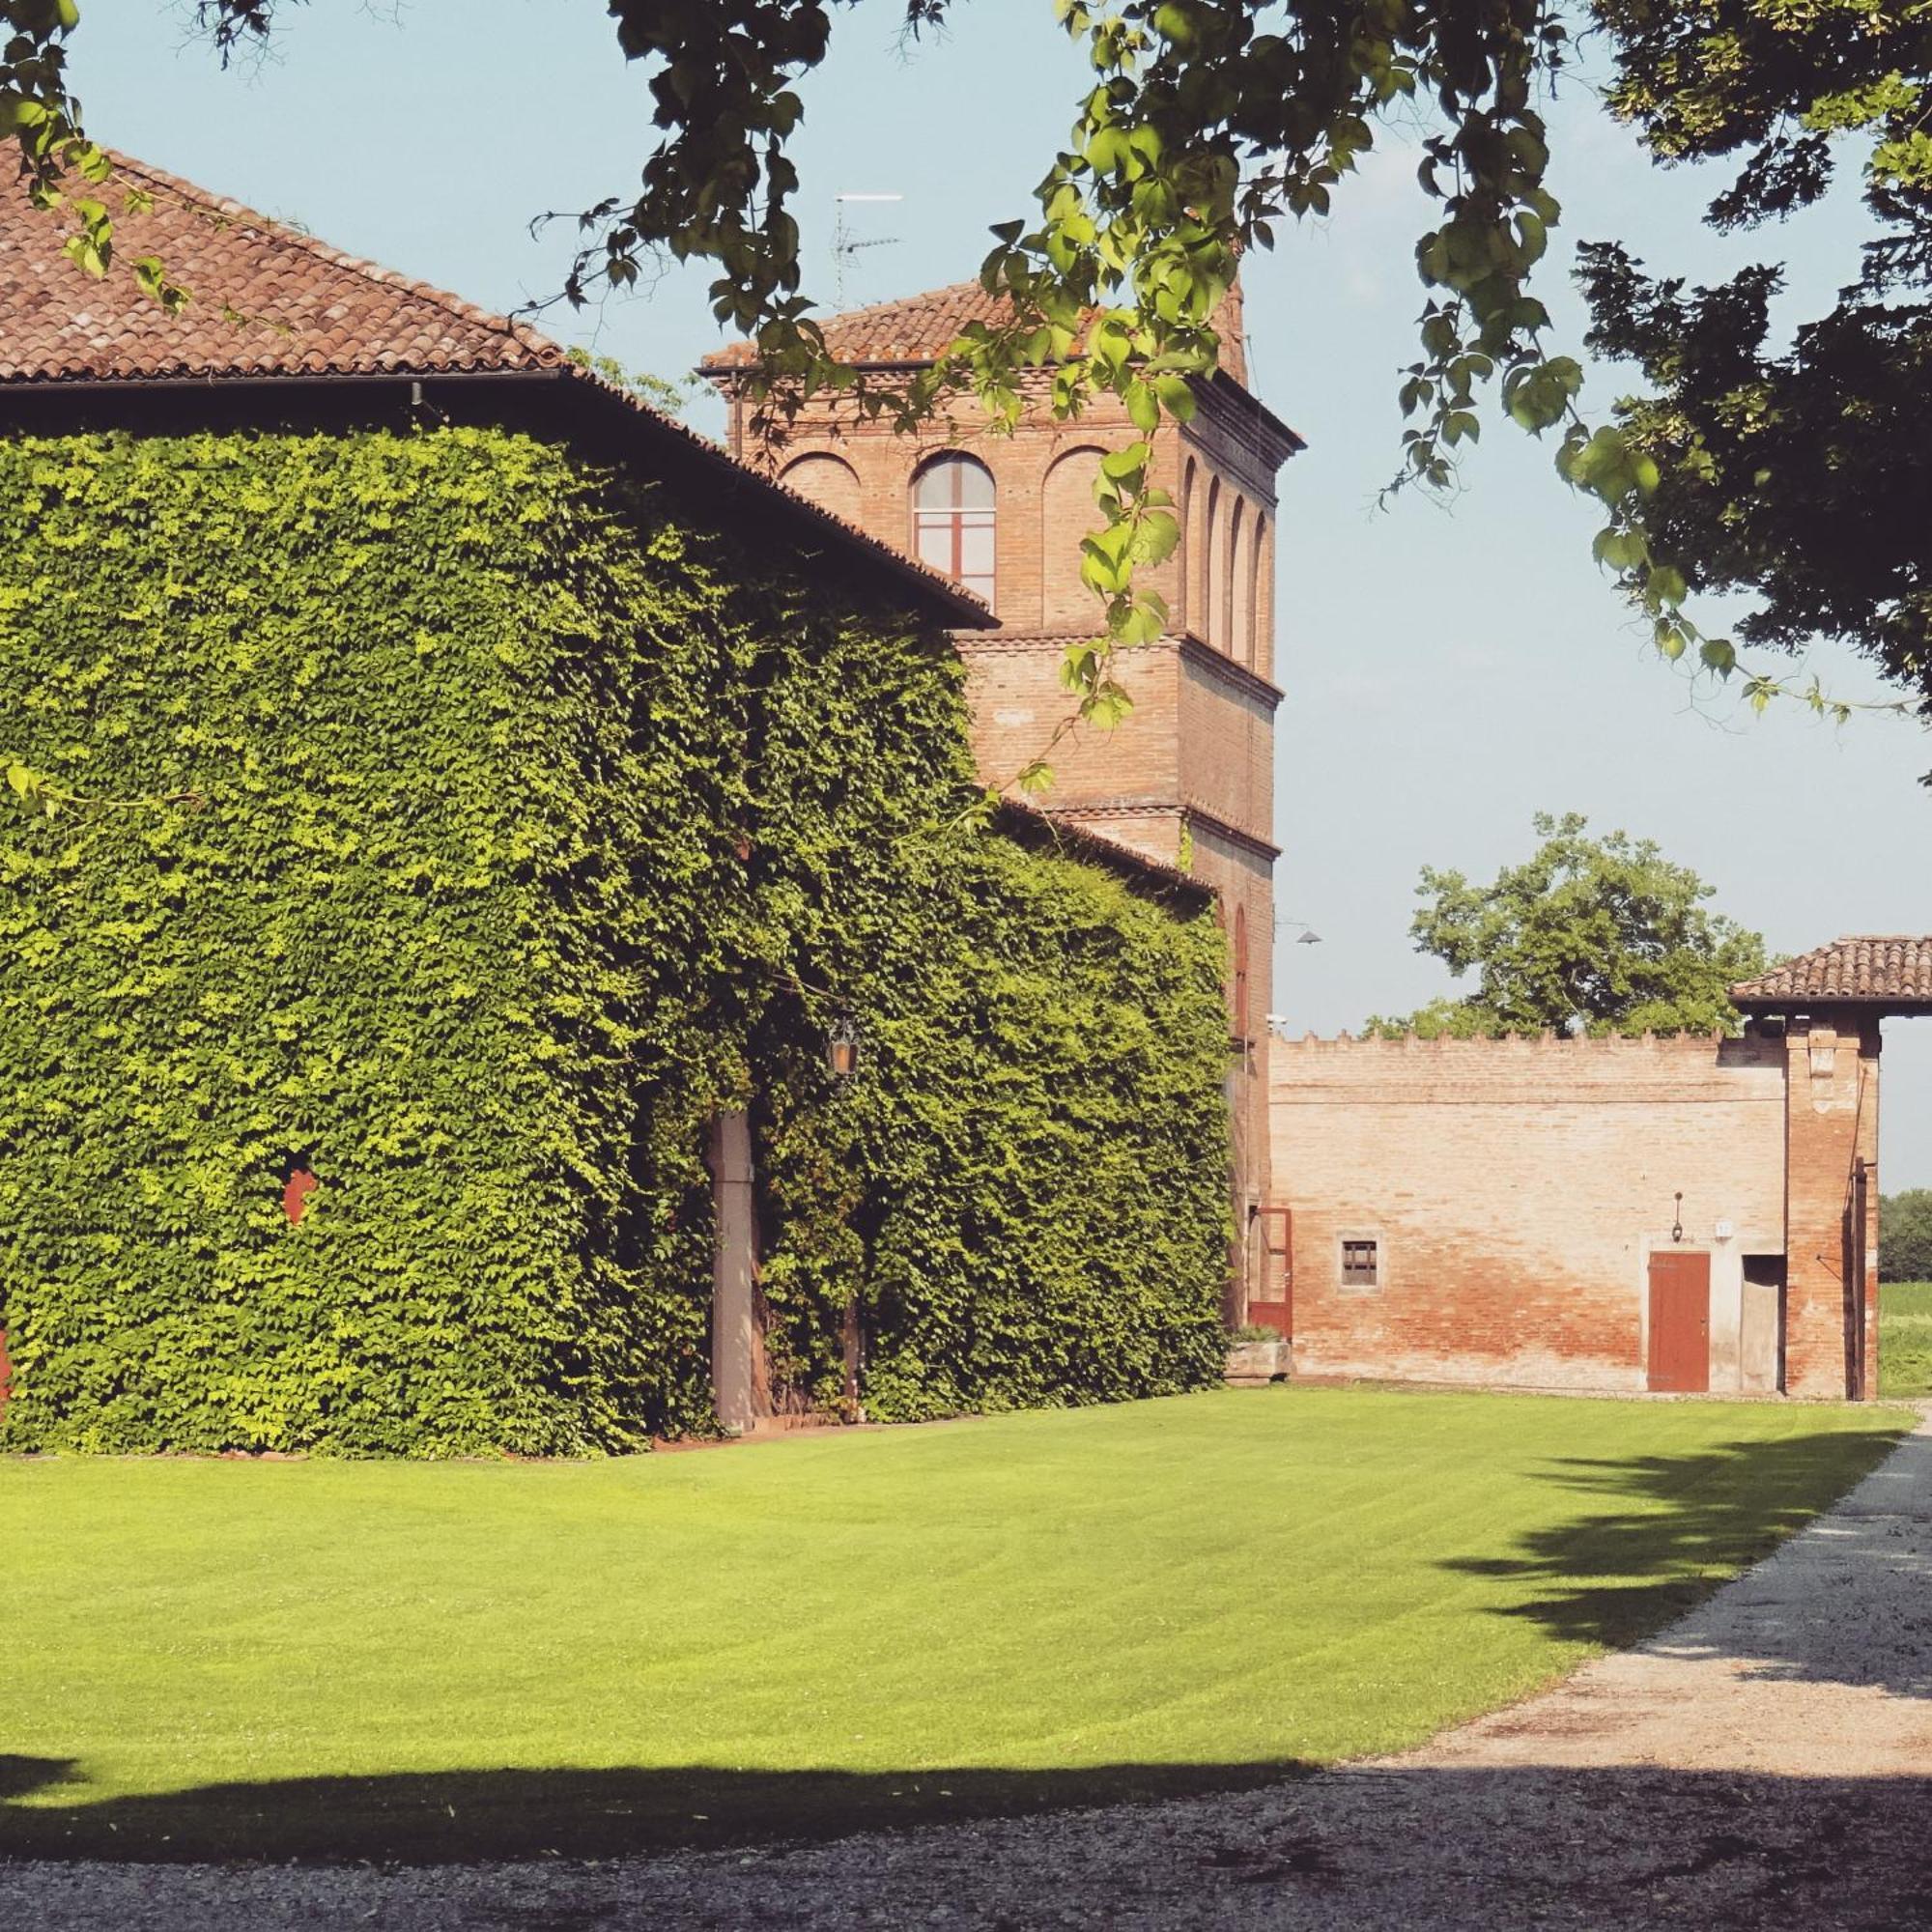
2 0 1928 759
1880 1189 1932 1283
1363 811 1770 1038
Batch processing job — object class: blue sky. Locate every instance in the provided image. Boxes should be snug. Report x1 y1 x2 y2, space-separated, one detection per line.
73 0 1932 1184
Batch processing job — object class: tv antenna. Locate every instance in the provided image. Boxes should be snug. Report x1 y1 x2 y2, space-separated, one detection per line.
834 192 903 304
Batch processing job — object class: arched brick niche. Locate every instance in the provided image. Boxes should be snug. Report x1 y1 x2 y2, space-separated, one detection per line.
1040 445 1106 629
778 452 863 526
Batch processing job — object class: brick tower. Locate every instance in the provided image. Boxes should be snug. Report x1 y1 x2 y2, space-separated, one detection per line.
701 283 1302 1316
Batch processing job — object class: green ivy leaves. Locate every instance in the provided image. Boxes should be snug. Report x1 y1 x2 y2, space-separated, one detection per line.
0 426 1230 1454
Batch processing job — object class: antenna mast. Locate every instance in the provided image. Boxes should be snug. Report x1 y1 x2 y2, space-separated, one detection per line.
833 192 904 305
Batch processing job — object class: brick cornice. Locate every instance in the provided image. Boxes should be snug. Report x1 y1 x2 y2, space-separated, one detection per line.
1188 370 1304 480
994 800 1213 910
953 629 1179 657
1048 796 1181 820
1048 796 1280 865
952 628 1283 711
1177 633 1283 710
1181 805 1281 864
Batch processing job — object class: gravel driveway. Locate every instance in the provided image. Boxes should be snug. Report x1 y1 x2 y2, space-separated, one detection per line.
8 1412 1930 1931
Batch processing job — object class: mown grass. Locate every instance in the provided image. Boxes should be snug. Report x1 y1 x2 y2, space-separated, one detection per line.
1880 1282 1932 1398
0 1386 1905 1862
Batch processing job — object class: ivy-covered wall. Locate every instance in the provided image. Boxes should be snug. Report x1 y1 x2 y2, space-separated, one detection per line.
0 425 1231 1454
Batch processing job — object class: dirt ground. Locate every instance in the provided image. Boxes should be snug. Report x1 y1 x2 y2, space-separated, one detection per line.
6 1413 1930 1930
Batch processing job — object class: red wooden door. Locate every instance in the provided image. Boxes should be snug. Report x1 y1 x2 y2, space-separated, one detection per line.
1648 1251 1711 1393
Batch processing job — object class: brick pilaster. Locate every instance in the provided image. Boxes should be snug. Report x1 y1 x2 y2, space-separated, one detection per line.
1781 1013 1880 1399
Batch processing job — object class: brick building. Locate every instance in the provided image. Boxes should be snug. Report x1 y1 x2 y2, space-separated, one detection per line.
0 158 1238 1449
1269 937 1932 1400
701 284 1302 1311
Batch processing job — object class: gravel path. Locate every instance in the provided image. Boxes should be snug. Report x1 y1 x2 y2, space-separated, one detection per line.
8 1413 1930 1930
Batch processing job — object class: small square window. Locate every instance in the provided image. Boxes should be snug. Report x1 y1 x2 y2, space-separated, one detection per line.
1340 1236 1380 1290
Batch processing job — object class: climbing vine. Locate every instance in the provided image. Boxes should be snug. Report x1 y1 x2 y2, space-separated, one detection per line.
0 425 1230 1453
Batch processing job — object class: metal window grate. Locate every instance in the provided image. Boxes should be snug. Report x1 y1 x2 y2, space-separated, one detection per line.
1341 1237 1379 1288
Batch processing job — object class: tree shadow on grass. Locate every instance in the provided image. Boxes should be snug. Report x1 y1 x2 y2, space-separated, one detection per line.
8 1429 1918 1872
1440 1421 1927 1690
0 1752 1316 1865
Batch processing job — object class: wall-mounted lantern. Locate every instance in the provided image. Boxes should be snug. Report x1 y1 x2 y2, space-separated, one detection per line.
1670 1192 1685 1244
826 1015 861 1081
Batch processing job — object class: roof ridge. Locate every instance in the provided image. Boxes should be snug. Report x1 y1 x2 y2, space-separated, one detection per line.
107 152 562 366
813 277 984 324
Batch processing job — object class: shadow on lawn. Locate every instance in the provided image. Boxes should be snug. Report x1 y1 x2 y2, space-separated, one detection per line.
1440 1421 1925 1687
8 1424 1918 1871
0 1753 1317 1864
10 1761 1932 1928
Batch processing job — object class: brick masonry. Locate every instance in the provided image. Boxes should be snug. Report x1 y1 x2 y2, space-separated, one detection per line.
1269 1025 1887 1398
1779 1013 1881 1400
704 328 1299 1314
1270 1033 1795 1393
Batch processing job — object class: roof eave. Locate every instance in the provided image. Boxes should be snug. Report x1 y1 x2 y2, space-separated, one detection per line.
0 363 996 632
549 363 997 630
1733 995 1932 1017
1203 368 1305 457
696 355 1308 461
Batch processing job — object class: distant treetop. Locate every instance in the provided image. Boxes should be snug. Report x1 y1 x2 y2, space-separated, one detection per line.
1364 811 1770 1040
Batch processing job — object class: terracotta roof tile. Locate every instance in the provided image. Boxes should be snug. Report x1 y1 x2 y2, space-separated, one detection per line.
701 276 1250 385
1732 936 1932 1009
703 279 1012 368
0 154 558 383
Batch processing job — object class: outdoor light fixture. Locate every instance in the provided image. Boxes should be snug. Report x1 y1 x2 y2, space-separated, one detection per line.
826 1014 861 1081
1671 1192 1686 1244
1277 914 1323 945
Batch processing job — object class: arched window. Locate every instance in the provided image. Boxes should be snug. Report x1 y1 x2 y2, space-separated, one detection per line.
1178 457 1198 634
1204 476 1225 651
1234 904 1250 1042
912 454 996 609
779 452 863 525
1229 499 1252 665
1249 512 1270 676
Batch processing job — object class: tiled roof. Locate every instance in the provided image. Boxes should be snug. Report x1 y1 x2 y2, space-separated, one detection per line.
0 154 993 627
0 154 561 383
704 280 1012 367
701 276 1249 385
1732 937 1932 1009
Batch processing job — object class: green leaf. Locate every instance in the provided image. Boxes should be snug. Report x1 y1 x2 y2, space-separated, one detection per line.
1645 564 1687 610
1151 373 1196 421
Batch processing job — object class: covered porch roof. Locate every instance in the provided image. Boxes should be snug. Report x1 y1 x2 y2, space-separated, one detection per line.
1732 936 1932 1018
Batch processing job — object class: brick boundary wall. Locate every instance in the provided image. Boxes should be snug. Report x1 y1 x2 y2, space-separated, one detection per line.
1268 1032 1797 1394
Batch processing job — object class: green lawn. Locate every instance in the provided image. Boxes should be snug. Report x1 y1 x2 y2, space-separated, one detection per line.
1 1386 1905 1862
1881 1282 1932 1397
